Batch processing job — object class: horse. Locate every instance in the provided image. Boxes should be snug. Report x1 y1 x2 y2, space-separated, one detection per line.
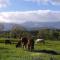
35 39 45 44
21 37 28 49
16 40 21 48
5 38 11 44
27 38 34 51
16 37 35 51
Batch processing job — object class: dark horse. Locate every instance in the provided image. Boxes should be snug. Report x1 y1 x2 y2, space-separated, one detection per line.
21 37 35 51
27 38 34 51
16 37 28 48
16 40 21 48
16 37 35 51
21 37 28 49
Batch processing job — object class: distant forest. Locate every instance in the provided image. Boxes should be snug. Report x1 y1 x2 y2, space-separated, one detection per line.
0 26 60 41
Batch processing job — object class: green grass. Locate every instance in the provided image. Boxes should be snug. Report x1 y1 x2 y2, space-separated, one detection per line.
0 40 60 60
35 40 60 51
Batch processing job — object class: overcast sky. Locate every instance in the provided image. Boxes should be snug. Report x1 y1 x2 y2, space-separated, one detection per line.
0 0 60 23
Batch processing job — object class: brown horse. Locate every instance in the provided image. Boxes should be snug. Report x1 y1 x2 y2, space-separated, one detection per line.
27 38 34 51
16 37 35 51
21 37 28 49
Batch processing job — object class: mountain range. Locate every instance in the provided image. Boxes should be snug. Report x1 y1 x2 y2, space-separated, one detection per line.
21 21 60 30
0 21 60 31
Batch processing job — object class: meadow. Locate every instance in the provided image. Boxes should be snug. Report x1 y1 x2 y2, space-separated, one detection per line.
0 39 60 60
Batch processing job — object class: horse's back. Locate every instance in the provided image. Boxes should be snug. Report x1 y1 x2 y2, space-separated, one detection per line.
35 39 45 44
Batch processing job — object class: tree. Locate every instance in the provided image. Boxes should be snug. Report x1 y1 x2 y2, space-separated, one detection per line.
10 24 25 38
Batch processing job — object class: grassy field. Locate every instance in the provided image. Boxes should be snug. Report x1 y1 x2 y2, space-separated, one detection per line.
0 40 60 60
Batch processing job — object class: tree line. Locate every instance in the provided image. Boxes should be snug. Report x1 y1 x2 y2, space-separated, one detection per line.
0 24 60 40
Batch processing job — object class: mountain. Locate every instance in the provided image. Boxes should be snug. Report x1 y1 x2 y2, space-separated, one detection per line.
21 21 60 30
0 23 26 31
0 21 60 31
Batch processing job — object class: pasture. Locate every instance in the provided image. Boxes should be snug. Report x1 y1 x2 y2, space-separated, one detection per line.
0 39 60 60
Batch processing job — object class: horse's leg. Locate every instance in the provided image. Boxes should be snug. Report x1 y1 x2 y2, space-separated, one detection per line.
24 44 27 49
25 45 26 49
28 44 30 51
22 43 24 48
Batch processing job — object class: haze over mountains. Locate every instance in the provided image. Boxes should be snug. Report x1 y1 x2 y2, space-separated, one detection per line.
0 21 60 31
22 21 60 30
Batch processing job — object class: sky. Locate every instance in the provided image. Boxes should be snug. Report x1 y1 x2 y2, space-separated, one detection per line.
0 0 60 23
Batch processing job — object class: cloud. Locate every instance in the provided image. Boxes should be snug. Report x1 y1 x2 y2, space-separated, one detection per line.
0 0 59 8
51 0 60 5
0 10 60 23
24 0 48 3
24 0 60 5
0 0 10 8
24 0 48 4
